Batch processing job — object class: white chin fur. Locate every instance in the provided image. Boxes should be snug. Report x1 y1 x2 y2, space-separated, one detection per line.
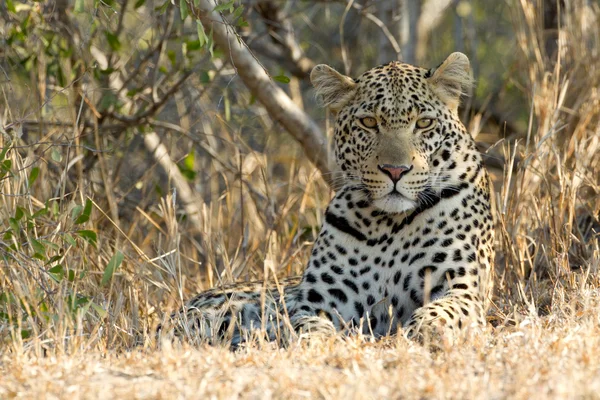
372 196 417 214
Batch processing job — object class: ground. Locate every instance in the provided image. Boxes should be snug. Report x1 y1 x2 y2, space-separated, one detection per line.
3 301 600 399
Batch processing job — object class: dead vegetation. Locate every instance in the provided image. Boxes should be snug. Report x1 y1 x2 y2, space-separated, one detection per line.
0 0 599 398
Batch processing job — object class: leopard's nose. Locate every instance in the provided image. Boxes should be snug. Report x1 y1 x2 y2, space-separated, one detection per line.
378 164 413 183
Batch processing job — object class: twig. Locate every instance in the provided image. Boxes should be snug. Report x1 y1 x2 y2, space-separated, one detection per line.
188 0 333 185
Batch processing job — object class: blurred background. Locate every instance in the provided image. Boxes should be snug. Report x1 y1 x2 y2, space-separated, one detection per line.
0 0 598 350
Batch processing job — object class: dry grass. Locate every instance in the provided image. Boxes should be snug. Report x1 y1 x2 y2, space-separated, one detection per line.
4 313 600 399
1 1 600 399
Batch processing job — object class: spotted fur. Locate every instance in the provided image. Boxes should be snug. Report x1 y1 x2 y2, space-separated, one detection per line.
162 53 495 346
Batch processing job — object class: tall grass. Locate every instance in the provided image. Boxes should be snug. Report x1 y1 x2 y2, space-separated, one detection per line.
491 0 600 324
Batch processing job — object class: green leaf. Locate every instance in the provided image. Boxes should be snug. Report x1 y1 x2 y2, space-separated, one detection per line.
48 265 64 281
8 217 20 234
232 5 244 20
64 233 77 247
105 31 121 51
186 40 201 52
1 160 12 178
199 70 210 83
0 146 9 161
90 302 108 318
102 250 124 286
41 240 60 251
71 205 83 220
51 149 62 162
126 88 141 97
180 0 188 20
14 206 25 221
184 150 195 170
68 294 90 312
213 0 234 13
167 50 176 66
224 93 230 121
32 206 48 219
68 269 76 282
197 20 208 47
99 67 115 75
51 201 59 217
28 167 39 187
0 293 15 306
208 26 214 57
75 199 93 225
273 74 291 84
178 151 197 181
98 92 119 112
30 239 46 255
6 0 16 13
76 230 97 248
46 255 63 264
155 0 169 14
134 0 146 9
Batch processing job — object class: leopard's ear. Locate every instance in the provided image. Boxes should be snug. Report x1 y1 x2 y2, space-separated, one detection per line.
428 52 473 112
310 64 356 113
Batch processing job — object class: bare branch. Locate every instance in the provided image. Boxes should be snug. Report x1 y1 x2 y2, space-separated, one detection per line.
188 1 333 185
107 70 195 125
253 1 315 78
143 131 205 231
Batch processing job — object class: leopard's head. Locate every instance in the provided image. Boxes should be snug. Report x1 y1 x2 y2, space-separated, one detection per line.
311 53 475 214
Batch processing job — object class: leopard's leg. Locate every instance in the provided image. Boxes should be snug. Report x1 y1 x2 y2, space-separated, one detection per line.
289 312 337 339
162 279 339 346
163 288 286 347
282 286 337 342
404 288 486 345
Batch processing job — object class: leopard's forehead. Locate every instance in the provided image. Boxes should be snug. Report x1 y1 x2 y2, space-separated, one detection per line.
351 62 435 125
357 61 429 83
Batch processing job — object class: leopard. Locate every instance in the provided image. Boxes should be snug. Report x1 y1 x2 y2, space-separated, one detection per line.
160 52 496 347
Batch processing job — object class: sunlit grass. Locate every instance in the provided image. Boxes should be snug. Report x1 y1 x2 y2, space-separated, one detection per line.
0 1 599 398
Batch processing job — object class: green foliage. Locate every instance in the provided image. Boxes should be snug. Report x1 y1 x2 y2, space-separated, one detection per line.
74 199 93 225
178 151 197 180
273 74 291 84
3 0 219 136
213 0 234 13
101 251 124 286
27 167 39 187
0 143 112 338
76 230 98 248
104 31 121 52
179 0 189 20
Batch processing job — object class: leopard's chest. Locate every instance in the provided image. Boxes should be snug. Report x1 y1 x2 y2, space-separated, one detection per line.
295 185 492 335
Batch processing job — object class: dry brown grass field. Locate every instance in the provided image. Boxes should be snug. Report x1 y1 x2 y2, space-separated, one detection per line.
1 0 599 399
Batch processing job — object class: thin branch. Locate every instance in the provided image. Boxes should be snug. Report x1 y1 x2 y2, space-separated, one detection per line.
188 0 333 185
143 130 205 231
107 70 195 125
253 0 315 78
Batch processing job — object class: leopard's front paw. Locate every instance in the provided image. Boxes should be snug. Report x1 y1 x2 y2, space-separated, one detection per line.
406 309 450 339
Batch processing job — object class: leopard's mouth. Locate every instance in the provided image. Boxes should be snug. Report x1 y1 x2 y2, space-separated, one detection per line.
372 189 418 214
388 188 405 196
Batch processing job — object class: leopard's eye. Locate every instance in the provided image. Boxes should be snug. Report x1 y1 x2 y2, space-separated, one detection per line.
416 118 435 129
359 117 378 129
